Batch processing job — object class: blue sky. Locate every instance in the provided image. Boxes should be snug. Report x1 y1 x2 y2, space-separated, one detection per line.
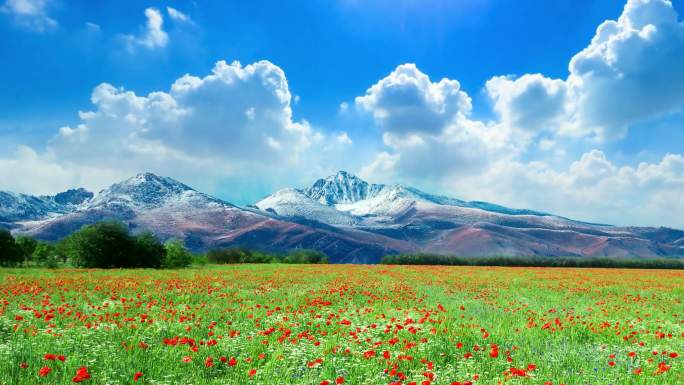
1 1 628 135
1 0 684 228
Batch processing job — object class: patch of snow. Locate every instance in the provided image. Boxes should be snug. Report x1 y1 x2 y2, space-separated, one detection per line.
256 188 358 226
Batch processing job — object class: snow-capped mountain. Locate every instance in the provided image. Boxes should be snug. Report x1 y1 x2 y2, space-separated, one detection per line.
2 171 683 262
256 171 684 259
0 192 60 222
87 172 230 210
257 172 563 227
303 171 385 205
7 173 406 262
0 188 93 225
255 188 358 226
53 188 93 206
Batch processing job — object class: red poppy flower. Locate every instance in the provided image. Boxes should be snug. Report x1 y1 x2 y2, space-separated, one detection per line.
133 372 143 382
72 366 91 383
489 344 499 358
655 361 671 375
39 366 52 377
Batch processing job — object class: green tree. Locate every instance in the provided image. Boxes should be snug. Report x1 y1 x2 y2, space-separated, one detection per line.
206 248 275 264
0 229 22 266
60 222 169 268
207 248 245 264
134 231 165 268
59 222 138 268
162 239 192 268
33 242 60 268
283 249 328 264
14 236 37 263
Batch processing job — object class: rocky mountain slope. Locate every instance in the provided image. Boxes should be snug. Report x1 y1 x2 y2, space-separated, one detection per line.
3 171 683 262
6 173 408 263
256 171 684 259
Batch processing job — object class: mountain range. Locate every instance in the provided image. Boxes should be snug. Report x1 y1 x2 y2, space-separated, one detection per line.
2 171 683 263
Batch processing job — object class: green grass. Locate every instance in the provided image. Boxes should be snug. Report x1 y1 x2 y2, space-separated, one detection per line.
0 265 682 384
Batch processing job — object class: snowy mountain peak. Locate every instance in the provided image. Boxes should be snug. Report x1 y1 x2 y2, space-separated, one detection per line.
0 187 94 222
122 173 192 192
0 191 65 222
304 170 384 205
255 187 357 225
53 188 93 206
88 173 199 208
4 172 683 262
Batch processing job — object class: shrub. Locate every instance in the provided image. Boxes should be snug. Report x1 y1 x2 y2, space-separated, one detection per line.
380 253 684 269
14 236 37 263
281 249 328 264
192 253 208 266
33 242 60 267
0 229 22 266
206 248 244 264
134 231 165 268
163 239 193 268
59 221 164 268
205 248 329 265
206 248 275 264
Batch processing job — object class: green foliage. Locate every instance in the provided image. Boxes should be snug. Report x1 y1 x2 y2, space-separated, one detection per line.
206 248 275 264
0 229 22 266
134 231 165 268
59 221 164 268
280 249 328 264
32 242 61 267
380 253 684 269
206 247 329 265
14 236 37 262
60 221 131 268
191 253 208 266
2 221 332 269
163 239 193 268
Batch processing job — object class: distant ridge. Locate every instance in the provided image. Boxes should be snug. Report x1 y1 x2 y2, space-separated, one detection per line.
2 171 683 263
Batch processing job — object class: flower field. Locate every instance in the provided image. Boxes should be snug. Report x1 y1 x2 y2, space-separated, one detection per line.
0 265 682 385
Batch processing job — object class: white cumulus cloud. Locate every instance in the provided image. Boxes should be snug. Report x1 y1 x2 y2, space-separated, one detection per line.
123 7 168 50
487 0 684 140
486 74 568 134
356 64 519 183
1 0 56 31
351 0 684 228
0 60 324 195
355 63 472 136
166 6 192 24
453 151 684 228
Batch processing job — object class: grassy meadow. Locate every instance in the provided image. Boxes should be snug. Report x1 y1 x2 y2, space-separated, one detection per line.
0 265 682 384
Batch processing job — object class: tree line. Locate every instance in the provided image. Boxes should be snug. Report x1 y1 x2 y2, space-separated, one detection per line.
380 253 684 269
0 221 328 268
